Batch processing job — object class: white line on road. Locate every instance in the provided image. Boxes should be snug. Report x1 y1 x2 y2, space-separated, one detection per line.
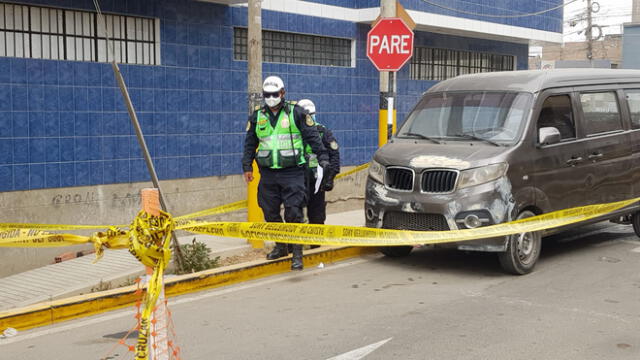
326 338 392 360
0 258 373 346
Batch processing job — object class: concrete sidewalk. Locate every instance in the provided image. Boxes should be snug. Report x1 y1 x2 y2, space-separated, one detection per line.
0 209 364 311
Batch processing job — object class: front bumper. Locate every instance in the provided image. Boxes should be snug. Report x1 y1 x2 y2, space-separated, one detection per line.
364 177 515 252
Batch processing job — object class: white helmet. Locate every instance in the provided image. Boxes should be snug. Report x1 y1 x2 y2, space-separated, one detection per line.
298 99 316 115
262 76 284 92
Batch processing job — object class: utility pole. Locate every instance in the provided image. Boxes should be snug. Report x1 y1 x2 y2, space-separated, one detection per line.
378 0 396 147
634 0 640 22
248 0 263 113
246 0 264 245
586 0 593 64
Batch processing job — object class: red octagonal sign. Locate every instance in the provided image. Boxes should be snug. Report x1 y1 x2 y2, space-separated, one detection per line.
367 18 414 72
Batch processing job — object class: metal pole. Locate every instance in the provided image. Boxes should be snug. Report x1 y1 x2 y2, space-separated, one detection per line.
111 62 185 270
378 0 396 147
388 71 395 138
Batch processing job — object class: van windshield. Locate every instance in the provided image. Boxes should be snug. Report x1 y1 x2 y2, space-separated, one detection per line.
398 91 532 146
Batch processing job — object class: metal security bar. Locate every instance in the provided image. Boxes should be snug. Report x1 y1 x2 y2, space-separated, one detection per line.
411 46 514 81
0 2 158 64
234 27 352 67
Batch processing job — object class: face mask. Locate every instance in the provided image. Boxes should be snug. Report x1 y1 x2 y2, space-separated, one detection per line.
265 96 282 108
312 115 316 122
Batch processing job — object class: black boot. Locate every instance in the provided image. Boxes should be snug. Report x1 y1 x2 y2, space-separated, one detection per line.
267 243 288 260
291 245 303 271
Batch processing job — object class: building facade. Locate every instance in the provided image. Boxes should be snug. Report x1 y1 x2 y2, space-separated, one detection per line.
529 34 622 70
0 0 562 274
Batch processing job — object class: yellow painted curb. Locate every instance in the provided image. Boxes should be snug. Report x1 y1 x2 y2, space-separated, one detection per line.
0 246 377 332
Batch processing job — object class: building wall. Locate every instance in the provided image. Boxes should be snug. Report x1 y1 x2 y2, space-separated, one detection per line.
623 24 640 69
0 0 533 193
532 35 622 69
304 0 563 32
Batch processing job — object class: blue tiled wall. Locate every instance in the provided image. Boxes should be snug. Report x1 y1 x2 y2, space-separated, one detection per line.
304 0 563 33
0 0 529 192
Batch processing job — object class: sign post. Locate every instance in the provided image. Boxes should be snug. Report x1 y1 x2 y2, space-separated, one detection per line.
367 17 414 147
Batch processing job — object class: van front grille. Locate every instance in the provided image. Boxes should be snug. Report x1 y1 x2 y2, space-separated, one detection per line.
382 212 450 231
421 170 457 193
385 167 414 191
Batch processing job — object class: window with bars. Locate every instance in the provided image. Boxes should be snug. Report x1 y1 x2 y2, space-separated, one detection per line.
234 27 352 67
0 2 159 65
411 46 514 81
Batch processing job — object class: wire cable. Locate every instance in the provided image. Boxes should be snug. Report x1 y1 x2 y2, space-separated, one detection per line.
417 0 579 18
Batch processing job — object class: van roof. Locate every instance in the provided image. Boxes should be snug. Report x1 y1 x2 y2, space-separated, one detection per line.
427 69 640 93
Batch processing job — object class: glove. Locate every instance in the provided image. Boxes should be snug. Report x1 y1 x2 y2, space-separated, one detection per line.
321 165 336 192
323 178 334 192
318 160 330 170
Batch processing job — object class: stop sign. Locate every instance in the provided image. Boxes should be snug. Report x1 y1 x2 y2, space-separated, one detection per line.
367 18 414 71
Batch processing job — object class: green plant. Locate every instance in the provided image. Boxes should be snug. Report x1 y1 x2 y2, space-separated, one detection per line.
176 239 220 274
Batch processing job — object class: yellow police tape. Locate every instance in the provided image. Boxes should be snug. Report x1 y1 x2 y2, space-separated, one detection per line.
1 197 638 249
176 197 639 246
335 163 369 180
128 209 173 360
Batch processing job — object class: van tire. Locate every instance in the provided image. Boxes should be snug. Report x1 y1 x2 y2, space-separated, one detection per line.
379 246 413 257
498 210 541 275
632 212 640 238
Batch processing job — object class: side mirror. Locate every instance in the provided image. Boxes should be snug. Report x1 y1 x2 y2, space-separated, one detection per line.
538 127 561 146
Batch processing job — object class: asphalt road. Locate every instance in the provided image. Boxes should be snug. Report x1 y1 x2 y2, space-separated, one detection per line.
2 223 640 360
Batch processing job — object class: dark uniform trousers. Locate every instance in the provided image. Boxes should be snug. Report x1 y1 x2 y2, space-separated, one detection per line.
258 167 307 223
306 175 326 224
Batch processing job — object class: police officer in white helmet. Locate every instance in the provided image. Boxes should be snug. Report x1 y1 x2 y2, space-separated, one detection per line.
298 99 340 240
242 76 330 270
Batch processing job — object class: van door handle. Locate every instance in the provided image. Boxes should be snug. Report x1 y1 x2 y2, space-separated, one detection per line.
566 156 583 166
588 152 603 161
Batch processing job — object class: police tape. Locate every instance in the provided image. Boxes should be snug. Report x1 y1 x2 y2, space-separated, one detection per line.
1 197 637 249
174 200 248 222
335 163 369 180
175 197 639 247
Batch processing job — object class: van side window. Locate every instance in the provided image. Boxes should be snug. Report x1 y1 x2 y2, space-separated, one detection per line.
579 92 622 135
625 90 640 128
537 95 576 141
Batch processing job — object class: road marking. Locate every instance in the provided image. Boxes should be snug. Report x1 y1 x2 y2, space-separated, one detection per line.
0 258 372 346
326 338 392 360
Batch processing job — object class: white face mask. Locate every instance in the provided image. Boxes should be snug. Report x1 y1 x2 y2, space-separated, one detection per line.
265 96 282 108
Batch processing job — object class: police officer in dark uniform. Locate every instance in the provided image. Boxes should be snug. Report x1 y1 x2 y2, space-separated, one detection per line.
298 99 340 230
242 76 329 271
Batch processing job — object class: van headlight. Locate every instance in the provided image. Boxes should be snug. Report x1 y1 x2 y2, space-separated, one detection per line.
457 163 508 189
369 159 385 183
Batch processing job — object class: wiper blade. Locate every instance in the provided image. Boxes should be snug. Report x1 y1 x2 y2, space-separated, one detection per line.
399 132 441 144
451 133 502 147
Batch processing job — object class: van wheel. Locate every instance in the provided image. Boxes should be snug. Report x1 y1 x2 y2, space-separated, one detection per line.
498 210 541 275
632 212 640 238
379 246 413 257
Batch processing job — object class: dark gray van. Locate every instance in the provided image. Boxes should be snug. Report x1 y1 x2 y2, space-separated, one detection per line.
365 69 640 274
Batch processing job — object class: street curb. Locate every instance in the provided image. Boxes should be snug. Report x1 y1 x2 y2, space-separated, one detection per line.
0 246 376 332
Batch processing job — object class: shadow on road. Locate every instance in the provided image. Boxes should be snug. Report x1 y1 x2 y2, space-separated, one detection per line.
371 222 637 276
